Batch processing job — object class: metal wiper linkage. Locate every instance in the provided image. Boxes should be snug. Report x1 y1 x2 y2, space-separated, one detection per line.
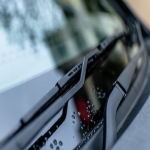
0 31 125 150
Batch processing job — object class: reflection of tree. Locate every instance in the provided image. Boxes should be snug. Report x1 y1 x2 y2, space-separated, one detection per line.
0 0 66 51
0 0 125 68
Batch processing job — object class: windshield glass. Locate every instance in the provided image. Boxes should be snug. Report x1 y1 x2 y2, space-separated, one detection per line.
0 0 127 143
0 0 124 93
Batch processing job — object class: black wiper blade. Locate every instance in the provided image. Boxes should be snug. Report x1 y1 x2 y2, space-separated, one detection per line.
1 31 125 150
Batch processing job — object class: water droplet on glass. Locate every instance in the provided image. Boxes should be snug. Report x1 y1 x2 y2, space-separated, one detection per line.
97 87 99 90
81 126 83 130
44 137 48 141
87 101 89 104
72 121 75 124
78 112 81 116
53 139 57 145
72 115 75 119
50 144 53 149
56 146 60 150
103 93 106 98
59 141 63 146
56 125 59 129
48 131 51 135
73 111 75 115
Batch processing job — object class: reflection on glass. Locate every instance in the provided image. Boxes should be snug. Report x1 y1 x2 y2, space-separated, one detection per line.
0 0 124 92
0 0 142 146
30 40 130 150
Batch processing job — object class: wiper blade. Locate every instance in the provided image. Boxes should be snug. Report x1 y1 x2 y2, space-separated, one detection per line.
1 31 125 150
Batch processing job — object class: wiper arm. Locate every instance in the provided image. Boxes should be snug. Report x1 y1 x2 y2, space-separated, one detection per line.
103 50 143 150
103 22 144 150
1 31 125 150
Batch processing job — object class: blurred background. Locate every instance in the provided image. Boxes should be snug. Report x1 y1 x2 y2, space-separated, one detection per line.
127 0 150 28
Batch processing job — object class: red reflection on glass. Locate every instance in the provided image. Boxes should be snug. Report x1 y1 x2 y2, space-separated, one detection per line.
75 97 92 124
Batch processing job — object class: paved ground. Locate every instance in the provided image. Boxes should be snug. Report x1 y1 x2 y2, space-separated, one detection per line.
126 0 150 28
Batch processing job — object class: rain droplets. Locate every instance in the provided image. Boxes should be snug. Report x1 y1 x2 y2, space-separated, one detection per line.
90 85 106 100
50 140 63 149
71 111 76 124
78 112 81 116
53 139 57 145
50 143 53 149
72 115 75 119
59 141 63 146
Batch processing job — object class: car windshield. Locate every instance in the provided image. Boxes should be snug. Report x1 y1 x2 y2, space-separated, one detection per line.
0 0 124 93
0 0 127 143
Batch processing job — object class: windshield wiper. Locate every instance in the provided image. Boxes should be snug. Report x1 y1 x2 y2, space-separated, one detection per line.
0 31 125 150
22 32 124 125
103 22 144 150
